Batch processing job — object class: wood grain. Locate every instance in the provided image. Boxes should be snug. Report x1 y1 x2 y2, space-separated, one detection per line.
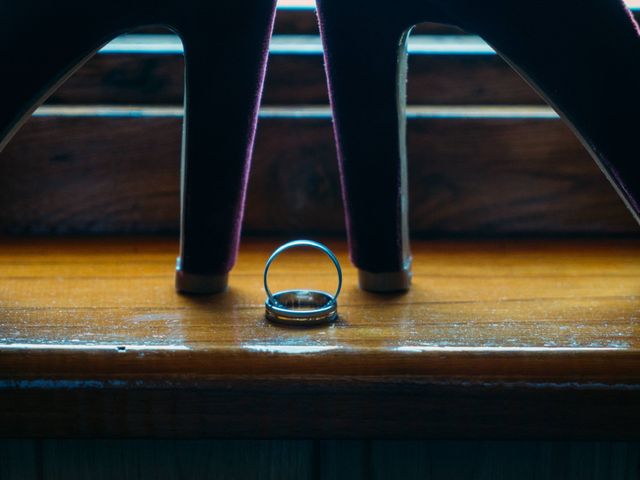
274 8 322 35
0 238 639 437
47 47 543 106
49 54 185 106
0 115 636 235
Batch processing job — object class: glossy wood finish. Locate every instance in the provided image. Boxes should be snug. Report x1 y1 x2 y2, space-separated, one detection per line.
1 114 637 236
1 238 639 437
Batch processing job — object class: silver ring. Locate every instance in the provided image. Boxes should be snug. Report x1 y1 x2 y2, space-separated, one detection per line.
264 240 342 325
265 290 338 326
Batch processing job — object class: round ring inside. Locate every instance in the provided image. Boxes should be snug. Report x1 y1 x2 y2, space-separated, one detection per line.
263 240 342 306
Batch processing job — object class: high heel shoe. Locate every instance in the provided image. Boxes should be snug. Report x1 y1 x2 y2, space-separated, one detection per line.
316 0 640 292
0 0 278 294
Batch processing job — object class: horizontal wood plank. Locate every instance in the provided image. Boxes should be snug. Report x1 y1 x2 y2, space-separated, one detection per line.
48 43 544 106
1 237 640 437
0 112 636 235
274 7 322 35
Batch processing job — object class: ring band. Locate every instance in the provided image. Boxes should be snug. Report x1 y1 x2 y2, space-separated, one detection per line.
265 290 338 325
264 240 342 325
264 240 342 305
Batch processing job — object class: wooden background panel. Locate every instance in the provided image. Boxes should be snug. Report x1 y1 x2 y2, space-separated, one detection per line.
274 7 320 35
405 119 636 235
407 54 544 105
0 116 181 234
0 114 636 235
50 54 185 106
48 51 543 106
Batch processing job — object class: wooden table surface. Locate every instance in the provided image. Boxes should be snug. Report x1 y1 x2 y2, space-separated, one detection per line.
1 237 639 438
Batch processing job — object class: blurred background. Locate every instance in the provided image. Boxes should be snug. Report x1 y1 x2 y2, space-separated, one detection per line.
2 0 639 238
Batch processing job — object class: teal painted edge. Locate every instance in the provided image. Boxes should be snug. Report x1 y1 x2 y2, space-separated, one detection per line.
33 105 561 120
99 34 495 55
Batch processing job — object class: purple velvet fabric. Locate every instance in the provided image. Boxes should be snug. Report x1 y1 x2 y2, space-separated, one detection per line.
0 0 278 278
176 1 278 276
317 0 640 275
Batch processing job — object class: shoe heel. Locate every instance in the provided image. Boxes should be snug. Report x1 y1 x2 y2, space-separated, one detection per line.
0 4 115 152
317 4 413 292
448 0 640 222
319 0 640 294
171 2 277 294
0 1 278 295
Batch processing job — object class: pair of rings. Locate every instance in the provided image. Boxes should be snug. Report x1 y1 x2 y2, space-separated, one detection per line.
264 240 342 326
